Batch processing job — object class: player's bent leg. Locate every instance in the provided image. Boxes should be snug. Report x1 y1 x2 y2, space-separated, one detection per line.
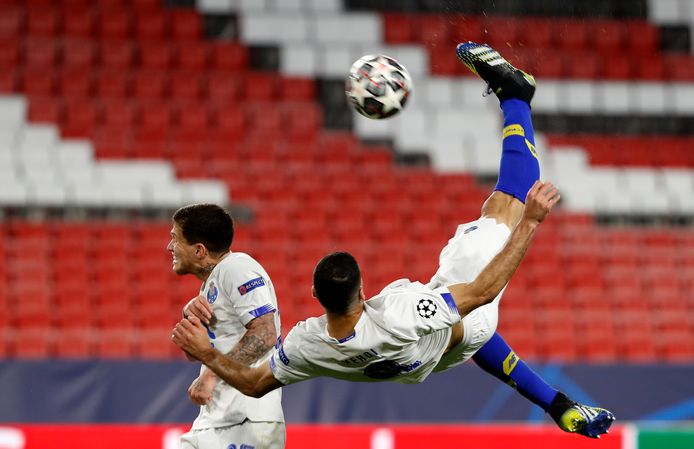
472 333 616 438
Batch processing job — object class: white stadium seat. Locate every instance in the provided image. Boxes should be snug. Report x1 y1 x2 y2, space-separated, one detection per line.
0 96 27 129
633 82 669 114
182 180 230 204
241 14 309 43
648 0 685 24
313 14 381 44
280 44 318 76
28 182 68 207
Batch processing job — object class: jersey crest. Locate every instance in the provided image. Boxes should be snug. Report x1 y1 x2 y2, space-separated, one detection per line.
207 281 218 304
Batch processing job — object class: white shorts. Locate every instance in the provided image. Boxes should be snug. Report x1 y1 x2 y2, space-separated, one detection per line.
180 421 286 449
426 217 512 372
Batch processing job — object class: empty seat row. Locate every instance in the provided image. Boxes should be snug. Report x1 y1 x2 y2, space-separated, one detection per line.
383 14 659 54
22 97 321 136
0 6 200 42
0 39 249 74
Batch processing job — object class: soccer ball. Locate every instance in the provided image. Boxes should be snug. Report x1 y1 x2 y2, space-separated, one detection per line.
345 54 413 120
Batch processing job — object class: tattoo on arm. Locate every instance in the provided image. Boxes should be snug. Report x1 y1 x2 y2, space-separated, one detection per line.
226 314 277 366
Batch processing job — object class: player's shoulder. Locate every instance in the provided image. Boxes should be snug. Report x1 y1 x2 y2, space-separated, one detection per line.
217 252 268 275
290 315 325 335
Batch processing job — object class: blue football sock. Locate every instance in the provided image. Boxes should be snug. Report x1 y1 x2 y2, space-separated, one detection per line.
494 99 540 203
472 332 558 411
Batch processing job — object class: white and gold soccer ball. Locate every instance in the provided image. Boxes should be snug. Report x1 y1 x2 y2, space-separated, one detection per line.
345 54 413 120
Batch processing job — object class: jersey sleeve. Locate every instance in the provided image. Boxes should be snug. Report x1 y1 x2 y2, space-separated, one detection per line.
217 260 277 326
269 324 315 385
382 288 461 340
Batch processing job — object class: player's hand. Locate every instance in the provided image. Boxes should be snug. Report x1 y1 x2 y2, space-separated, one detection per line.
172 315 215 362
183 295 215 326
523 180 560 224
187 370 217 406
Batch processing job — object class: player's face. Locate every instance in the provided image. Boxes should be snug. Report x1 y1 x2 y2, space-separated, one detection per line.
167 223 198 275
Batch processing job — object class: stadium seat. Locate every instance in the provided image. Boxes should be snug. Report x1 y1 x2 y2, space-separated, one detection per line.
26 7 60 37
97 9 131 40
134 11 168 41
63 9 95 38
139 41 175 70
382 13 414 44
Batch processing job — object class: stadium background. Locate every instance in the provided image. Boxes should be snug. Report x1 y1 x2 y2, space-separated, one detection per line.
0 0 693 448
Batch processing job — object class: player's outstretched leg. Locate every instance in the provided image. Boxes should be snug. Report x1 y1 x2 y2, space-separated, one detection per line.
473 333 616 438
457 41 539 205
457 42 616 438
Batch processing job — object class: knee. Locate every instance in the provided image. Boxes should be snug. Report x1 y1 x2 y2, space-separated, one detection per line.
481 191 525 228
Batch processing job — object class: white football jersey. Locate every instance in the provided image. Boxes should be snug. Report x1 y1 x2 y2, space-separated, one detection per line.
270 279 461 386
191 252 284 430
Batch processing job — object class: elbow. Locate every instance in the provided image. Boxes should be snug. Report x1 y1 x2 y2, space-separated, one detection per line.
244 384 267 399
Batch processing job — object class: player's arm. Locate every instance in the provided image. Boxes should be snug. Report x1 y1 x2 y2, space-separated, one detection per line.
173 315 283 398
448 181 559 316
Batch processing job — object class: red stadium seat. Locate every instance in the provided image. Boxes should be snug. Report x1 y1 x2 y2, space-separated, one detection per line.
62 38 97 69
58 68 93 98
211 42 248 72
634 54 665 80
521 18 553 48
665 54 694 81
134 11 168 42
63 9 95 38
137 100 174 139
28 96 64 124
175 42 210 71
21 68 55 96
382 13 415 44
62 98 99 137
94 328 136 358
101 100 138 128
97 9 132 40
626 21 659 54
95 69 131 98
132 69 169 99
565 51 602 79
0 37 20 66
53 328 93 358
169 70 204 101
12 328 53 358
99 40 135 69
138 327 178 358
554 19 590 50
417 14 451 48
26 7 60 37
0 7 23 38
278 77 316 101
139 41 175 70
169 9 201 41
1 67 19 92
450 15 484 43
485 16 521 48
591 20 624 55
91 126 133 158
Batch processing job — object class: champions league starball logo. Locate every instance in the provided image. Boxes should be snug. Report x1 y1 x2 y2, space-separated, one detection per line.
417 298 437 318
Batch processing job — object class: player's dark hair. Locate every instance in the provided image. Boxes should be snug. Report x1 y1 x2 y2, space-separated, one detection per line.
172 203 234 254
313 252 362 314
